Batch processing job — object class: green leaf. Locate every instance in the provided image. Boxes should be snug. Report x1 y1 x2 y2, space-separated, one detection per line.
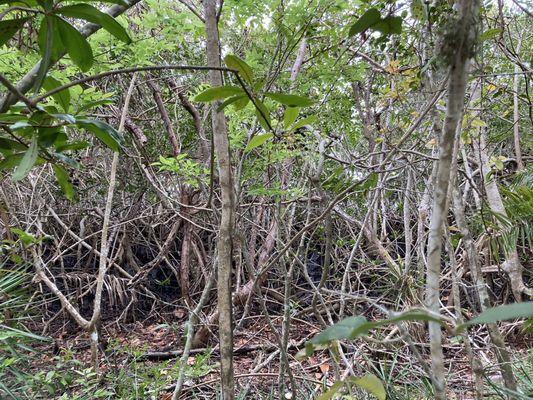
12 137 38 181
349 8 381 36
410 0 427 21
265 92 315 107
0 18 29 46
317 381 344 400
42 76 70 112
283 107 299 129
55 140 89 152
374 16 402 35
55 17 93 72
290 115 317 131
253 99 271 131
357 172 378 191
310 316 370 345
194 86 244 102
456 302 533 333
76 118 123 151
35 15 58 92
0 153 23 171
57 3 131 43
348 374 386 400
245 133 273 152
479 28 502 41
10 228 36 246
224 54 254 84
0 137 26 155
38 127 61 147
217 94 249 112
52 164 74 200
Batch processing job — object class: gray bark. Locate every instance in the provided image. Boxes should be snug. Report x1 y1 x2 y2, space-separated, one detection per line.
204 1 235 398
425 1 479 397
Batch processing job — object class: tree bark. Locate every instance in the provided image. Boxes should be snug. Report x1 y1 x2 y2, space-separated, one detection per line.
471 81 530 301
204 1 235 398
425 1 478 397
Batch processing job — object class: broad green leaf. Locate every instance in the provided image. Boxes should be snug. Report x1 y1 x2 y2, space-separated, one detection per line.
217 94 249 112
348 374 386 400
42 76 70 112
55 140 89 152
479 28 502 41
349 8 381 36
55 17 93 72
76 118 123 151
38 127 61 147
36 15 58 92
0 18 29 46
0 138 26 155
310 316 370 345
52 152 81 168
245 133 273 152
317 381 344 400
265 92 315 107
12 138 38 181
290 115 317 131
224 55 254 84
57 3 131 43
283 107 299 129
52 164 74 200
0 153 24 171
194 86 244 102
253 99 271 131
374 16 402 35
456 302 533 333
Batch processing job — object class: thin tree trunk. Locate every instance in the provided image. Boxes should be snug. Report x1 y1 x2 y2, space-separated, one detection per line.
451 187 517 392
89 74 137 370
425 1 478 397
204 1 235 398
513 36 524 170
147 79 181 156
471 81 530 301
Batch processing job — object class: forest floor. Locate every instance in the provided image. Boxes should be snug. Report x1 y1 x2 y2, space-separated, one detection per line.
17 307 520 400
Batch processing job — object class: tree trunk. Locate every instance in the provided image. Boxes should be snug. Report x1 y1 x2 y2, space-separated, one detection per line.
470 81 530 301
425 1 478 397
204 1 236 398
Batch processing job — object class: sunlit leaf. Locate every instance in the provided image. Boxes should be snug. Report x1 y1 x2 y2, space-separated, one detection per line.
245 133 273 152
283 107 299 129
348 374 386 400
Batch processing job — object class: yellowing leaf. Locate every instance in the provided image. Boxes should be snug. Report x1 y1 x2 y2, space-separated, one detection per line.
348 374 386 400
425 138 437 149
471 118 486 128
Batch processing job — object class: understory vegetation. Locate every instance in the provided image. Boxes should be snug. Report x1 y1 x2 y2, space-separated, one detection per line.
0 0 532 399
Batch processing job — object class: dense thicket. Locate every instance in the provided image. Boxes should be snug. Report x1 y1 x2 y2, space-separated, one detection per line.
0 0 531 399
